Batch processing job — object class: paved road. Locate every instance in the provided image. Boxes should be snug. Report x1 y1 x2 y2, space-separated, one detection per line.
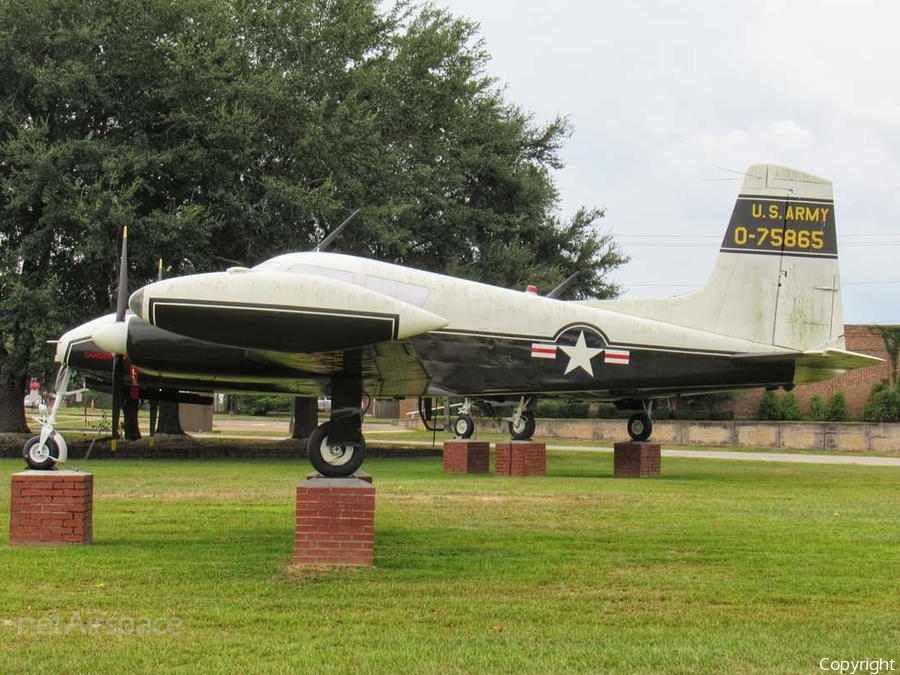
197 423 900 468
553 445 900 467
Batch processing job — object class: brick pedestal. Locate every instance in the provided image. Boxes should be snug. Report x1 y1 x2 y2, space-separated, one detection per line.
613 442 661 477
442 440 490 474
495 442 546 477
294 477 375 567
9 471 93 546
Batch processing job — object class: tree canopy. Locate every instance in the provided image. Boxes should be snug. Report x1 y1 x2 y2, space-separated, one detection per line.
0 0 627 431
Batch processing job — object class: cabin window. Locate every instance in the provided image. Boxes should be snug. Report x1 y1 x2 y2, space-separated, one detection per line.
364 275 431 307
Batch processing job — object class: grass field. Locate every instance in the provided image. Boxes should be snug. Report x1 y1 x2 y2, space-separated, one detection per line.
1 453 898 674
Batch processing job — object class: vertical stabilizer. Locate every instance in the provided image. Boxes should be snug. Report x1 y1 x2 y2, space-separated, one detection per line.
596 165 844 350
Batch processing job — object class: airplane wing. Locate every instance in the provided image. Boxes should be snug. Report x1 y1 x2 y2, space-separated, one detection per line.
731 348 883 371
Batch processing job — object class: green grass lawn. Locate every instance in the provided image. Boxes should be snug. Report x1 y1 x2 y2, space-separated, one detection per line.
1 453 898 673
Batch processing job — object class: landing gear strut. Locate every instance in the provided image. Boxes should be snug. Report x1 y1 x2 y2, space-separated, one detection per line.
23 366 71 470
508 396 536 441
453 398 476 439
309 360 366 477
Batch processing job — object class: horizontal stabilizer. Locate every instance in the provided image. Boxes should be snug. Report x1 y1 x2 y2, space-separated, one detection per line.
731 348 882 370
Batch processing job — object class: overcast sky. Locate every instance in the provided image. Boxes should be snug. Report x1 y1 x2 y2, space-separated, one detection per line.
438 0 900 324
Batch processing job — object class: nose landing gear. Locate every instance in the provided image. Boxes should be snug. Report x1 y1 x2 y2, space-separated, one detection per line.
23 367 71 470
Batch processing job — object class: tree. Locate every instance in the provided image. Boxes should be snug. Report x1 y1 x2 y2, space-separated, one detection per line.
292 398 319 441
0 0 626 432
155 402 184 436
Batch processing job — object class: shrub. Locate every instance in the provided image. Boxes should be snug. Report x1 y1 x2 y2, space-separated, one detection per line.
596 403 618 419
534 400 589 419
863 381 900 423
238 395 292 416
825 392 849 422
780 393 803 421
808 395 825 420
758 390 783 420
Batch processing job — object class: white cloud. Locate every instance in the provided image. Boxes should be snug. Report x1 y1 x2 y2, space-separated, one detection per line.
440 0 900 322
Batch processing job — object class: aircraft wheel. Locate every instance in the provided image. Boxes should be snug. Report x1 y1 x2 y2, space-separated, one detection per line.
454 414 476 439
627 412 653 442
307 422 366 477
508 410 536 441
23 435 60 471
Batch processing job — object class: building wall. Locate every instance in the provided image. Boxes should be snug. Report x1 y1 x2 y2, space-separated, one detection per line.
731 325 893 419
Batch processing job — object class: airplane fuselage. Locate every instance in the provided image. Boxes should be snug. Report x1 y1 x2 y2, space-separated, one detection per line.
61 252 802 402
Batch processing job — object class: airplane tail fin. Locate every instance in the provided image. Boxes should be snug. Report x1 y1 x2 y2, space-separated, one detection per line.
597 165 845 350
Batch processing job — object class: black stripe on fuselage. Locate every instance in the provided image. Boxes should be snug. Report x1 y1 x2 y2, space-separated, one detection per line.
148 298 400 352
429 327 740 358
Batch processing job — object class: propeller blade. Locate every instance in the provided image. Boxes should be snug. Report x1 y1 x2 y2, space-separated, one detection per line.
316 209 360 252
111 354 123 450
115 226 129 322
546 272 580 300
148 400 158 450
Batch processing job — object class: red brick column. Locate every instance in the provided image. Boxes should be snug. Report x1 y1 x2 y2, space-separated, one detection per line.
495 442 546 477
613 442 661 477
9 471 93 546
294 477 375 567
442 440 490 474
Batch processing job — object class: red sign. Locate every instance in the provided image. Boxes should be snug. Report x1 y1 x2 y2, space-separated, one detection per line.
29 378 39 393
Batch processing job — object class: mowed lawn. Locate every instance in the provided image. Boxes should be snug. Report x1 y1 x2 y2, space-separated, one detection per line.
0 453 898 674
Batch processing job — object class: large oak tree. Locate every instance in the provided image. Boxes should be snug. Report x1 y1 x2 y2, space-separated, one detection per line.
0 0 626 432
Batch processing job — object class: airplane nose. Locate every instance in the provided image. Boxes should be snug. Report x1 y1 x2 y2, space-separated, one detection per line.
129 288 144 319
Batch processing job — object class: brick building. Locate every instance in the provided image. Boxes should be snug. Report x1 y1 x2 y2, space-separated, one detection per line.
731 325 894 419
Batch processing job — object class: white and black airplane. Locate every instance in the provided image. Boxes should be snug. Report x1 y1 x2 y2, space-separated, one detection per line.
26 164 880 475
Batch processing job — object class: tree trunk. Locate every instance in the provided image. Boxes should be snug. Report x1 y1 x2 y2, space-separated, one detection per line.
123 397 141 440
292 397 319 440
155 401 185 435
0 365 30 433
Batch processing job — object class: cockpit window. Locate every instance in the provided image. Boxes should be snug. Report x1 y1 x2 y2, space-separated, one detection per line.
288 263 355 285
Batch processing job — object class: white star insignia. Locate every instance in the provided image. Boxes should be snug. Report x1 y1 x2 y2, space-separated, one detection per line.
558 331 604 376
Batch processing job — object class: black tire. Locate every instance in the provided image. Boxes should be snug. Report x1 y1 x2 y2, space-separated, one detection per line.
627 412 653 442
454 414 475 439
508 410 536 441
23 435 60 470
307 422 366 477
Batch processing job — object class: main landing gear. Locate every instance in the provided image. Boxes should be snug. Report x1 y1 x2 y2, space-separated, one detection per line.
508 396 536 441
23 367 71 470
450 397 537 441
308 368 367 478
626 403 653 442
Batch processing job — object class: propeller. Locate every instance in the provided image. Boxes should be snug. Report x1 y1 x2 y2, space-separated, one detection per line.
110 226 129 451
147 258 163 449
